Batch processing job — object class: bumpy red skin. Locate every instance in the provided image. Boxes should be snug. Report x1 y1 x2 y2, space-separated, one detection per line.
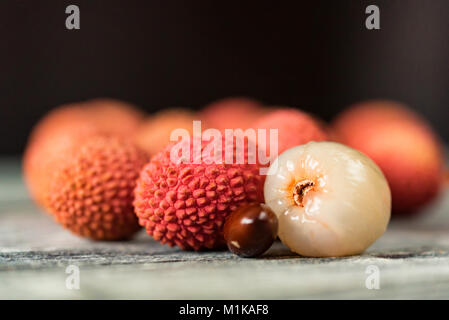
134 137 265 250
332 100 444 215
47 136 149 240
23 99 145 207
253 108 328 157
24 124 97 207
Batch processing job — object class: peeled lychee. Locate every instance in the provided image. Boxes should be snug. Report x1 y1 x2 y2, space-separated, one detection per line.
23 99 145 206
264 141 391 257
200 97 266 131
331 100 444 215
46 136 148 240
134 136 265 250
134 109 199 156
253 108 328 158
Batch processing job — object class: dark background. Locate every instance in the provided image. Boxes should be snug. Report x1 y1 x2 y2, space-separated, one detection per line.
0 0 448 155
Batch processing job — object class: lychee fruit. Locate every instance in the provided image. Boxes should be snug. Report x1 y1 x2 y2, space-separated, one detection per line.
331 100 444 215
46 135 149 240
134 109 199 156
28 99 144 144
81 98 145 136
23 124 97 207
200 97 267 131
134 136 265 250
264 141 391 257
253 108 328 158
23 99 145 206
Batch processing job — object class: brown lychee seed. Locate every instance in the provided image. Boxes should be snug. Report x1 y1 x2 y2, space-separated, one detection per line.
224 203 278 258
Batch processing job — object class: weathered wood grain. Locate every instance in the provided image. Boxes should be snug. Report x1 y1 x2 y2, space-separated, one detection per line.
1 159 449 299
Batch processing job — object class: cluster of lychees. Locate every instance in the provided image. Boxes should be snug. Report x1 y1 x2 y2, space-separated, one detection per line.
24 97 445 257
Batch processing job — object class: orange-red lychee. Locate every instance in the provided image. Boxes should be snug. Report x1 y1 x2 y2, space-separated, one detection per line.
46 136 148 240
23 99 146 206
200 97 267 131
253 108 328 158
28 98 144 144
134 136 265 250
331 100 445 215
134 108 199 157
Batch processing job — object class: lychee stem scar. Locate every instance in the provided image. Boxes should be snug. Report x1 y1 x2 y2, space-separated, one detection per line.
293 179 315 207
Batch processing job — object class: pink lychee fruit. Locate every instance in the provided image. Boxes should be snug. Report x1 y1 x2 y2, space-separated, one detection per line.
28 98 144 144
23 124 96 207
80 98 145 137
331 100 445 215
253 108 328 158
134 108 200 157
46 135 149 240
134 136 265 250
23 99 145 207
200 97 267 131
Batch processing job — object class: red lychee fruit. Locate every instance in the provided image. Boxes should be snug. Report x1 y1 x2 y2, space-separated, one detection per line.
23 125 95 207
331 100 445 215
200 97 267 131
26 105 92 146
28 98 144 144
134 136 265 250
81 98 145 137
46 136 149 240
134 109 199 157
23 99 145 206
253 108 328 158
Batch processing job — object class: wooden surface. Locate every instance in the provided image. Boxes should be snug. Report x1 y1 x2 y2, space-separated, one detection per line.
1 158 449 299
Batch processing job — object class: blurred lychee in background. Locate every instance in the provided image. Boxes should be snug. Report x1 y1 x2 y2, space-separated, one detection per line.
332 100 445 216
24 95 447 237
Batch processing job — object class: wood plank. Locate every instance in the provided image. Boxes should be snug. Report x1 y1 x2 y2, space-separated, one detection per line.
1 158 449 299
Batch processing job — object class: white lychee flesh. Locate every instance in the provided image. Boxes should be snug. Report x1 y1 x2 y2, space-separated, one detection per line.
264 141 391 257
